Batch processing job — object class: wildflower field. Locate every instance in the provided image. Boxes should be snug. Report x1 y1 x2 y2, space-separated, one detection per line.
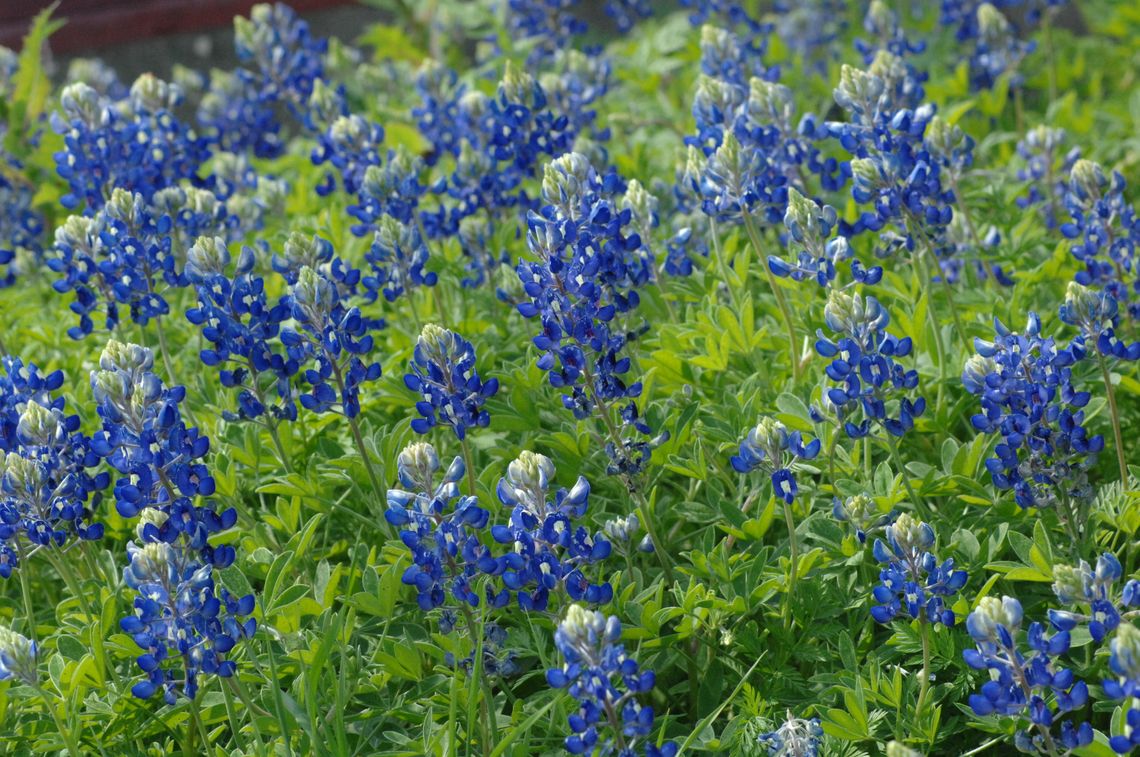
2 0 1140 754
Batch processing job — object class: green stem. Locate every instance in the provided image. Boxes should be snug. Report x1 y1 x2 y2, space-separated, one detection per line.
44 549 94 621
863 436 872 482
707 217 741 311
916 616 932 718
886 432 930 520
16 543 37 643
189 696 210 755
266 419 291 473
460 437 478 497
328 357 386 517
782 497 798 630
742 214 801 380
34 684 81 756
583 366 675 585
260 635 295 757
1098 354 1129 484
155 317 178 389
458 603 498 750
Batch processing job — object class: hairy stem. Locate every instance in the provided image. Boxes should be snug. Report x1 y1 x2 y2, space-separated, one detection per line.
743 214 802 380
1097 354 1129 484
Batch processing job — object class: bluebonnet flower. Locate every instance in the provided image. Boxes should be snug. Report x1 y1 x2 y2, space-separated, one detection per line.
1060 159 1140 321
48 188 185 338
969 4 1035 92
546 605 678 757
233 3 329 121
311 114 385 196
0 355 108 577
120 535 256 703
730 416 820 503
349 146 425 233
870 514 966 626
281 266 381 419
815 291 925 438
363 216 437 304
689 132 786 227
690 73 745 155
51 75 206 211
737 78 842 195
65 57 127 99
963 313 1103 511
88 340 256 703
758 711 823 756
541 51 614 165
1013 126 1080 230
830 58 952 259
89 341 233 551
771 188 882 288
411 60 464 166
772 0 848 73
0 625 37 686
1 358 67 452
447 621 518 677
680 0 770 40
385 442 496 611
855 1 926 64
270 231 362 300
1059 282 1140 361
939 0 1032 42
196 68 284 159
424 63 578 283
1048 553 1140 643
621 180 660 266
184 236 299 422
699 24 771 94
832 493 890 543
519 153 658 475
491 451 612 611
0 400 107 577
0 160 44 288
404 325 499 440
1103 624 1140 753
602 513 640 545
963 596 1093 753
506 0 586 65
604 0 651 32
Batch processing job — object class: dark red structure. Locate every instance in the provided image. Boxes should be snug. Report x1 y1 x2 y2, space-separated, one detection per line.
0 0 356 54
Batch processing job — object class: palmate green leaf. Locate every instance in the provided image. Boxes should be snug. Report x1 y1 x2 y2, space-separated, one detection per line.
4 3 64 153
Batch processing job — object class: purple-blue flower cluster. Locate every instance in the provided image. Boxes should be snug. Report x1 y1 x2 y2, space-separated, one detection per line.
963 313 1102 510
1048 553 1140 644
963 596 1093 753
758 711 823 756
0 358 107 576
730 416 820 503
184 236 299 422
492 451 613 611
91 340 255 703
547 604 677 757
1103 624 1140 753
520 153 660 476
1060 159 1140 321
51 75 206 211
404 324 499 440
385 443 494 610
771 188 882 288
281 264 381 419
815 291 925 438
870 514 966 626
1013 126 1080 230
